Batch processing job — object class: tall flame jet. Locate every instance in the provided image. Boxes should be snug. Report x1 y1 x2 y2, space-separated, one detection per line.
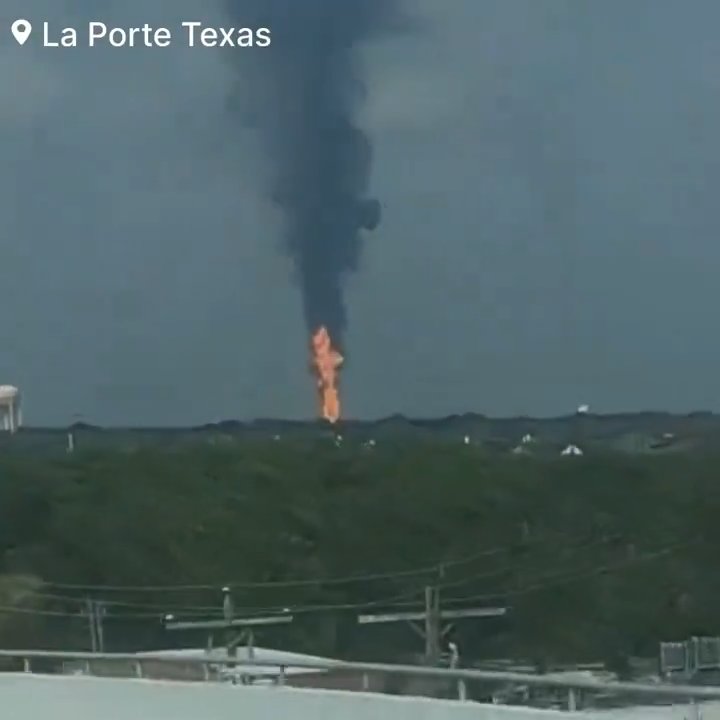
310 326 343 423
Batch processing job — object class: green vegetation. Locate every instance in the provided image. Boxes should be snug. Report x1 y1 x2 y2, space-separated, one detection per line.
0 439 718 667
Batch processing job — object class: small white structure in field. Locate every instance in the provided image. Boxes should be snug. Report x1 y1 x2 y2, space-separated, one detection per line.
561 444 583 456
0 385 21 433
577 404 590 414
512 433 536 454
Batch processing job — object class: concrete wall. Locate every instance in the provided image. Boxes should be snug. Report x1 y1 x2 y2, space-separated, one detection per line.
0 673 574 720
592 703 720 719
1 673 719 720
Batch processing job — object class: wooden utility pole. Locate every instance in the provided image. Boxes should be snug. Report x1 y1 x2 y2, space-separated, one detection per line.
164 586 294 680
96 601 106 652
358 578 507 667
84 598 97 652
424 585 441 665
83 599 106 652
222 586 236 660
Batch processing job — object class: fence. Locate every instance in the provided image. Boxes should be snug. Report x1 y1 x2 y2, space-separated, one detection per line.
2 649 720 715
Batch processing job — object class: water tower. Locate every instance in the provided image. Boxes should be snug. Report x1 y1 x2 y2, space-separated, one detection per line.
0 386 22 433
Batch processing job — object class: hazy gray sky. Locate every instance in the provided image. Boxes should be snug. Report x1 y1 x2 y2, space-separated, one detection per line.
1 0 719 426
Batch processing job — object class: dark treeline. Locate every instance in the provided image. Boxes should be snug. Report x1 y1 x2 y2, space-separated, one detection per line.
0 440 718 670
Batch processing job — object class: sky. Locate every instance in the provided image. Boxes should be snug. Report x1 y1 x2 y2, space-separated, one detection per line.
1 0 720 426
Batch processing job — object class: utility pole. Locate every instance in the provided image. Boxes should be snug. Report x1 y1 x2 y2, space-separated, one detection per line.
222 586 235 660
358 574 507 667
424 585 442 665
164 586 294 682
95 601 106 652
84 598 97 652
83 599 105 652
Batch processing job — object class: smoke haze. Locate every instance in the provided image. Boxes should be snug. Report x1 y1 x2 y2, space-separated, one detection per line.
4 1 720 424
226 0 399 347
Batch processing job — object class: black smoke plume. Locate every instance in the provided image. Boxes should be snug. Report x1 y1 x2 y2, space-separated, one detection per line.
227 0 399 349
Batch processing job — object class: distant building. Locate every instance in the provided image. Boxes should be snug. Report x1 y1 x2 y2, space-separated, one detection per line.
560 444 583 456
0 386 21 433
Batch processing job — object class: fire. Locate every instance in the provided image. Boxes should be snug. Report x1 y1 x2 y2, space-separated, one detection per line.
310 326 343 423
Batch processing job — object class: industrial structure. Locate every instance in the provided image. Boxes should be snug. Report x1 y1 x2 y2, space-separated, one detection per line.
0 385 21 433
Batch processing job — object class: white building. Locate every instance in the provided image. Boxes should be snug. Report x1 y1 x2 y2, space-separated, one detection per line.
561 444 583 456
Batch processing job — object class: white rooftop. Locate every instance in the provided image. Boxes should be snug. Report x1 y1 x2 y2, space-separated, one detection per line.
134 647 333 676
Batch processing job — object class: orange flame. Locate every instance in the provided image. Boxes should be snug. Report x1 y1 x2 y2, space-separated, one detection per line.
310 326 343 423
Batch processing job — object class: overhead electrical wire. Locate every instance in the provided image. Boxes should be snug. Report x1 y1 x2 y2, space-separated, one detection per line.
440 537 699 606
37 527 629 594
37 541 516 593
1 535 695 621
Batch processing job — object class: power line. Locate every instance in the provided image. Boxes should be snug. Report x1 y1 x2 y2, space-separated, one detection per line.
38 528 620 594
30 533 602 612
0 587 426 621
24 591 222 614
441 537 698 605
27 531 626 617
1 537 694 622
0 605 82 618
38 542 516 593
433 533 623 594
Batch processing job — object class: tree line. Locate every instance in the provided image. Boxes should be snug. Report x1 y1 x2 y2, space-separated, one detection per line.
0 439 717 668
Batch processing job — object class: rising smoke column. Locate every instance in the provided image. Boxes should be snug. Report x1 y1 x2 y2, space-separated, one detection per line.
227 0 397 420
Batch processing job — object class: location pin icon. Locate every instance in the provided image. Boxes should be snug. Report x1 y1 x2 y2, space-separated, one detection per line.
11 19 32 46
